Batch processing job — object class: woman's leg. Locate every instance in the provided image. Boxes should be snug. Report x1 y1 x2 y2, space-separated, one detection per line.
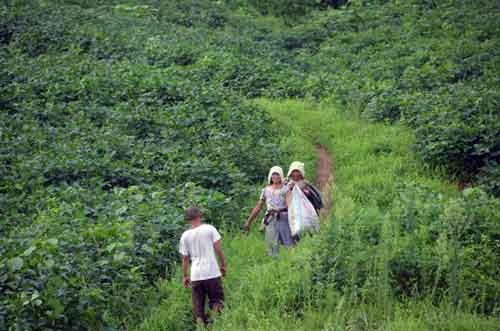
265 221 280 257
277 213 294 248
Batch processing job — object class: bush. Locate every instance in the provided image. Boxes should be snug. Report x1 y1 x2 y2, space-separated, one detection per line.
0 2 284 329
317 182 500 314
281 0 500 195
409 86 499 186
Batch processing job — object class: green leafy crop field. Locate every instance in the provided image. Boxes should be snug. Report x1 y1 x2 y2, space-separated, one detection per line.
1 1 287 329
1 1 498 330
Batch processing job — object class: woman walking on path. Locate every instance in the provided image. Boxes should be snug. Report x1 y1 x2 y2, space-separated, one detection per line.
243 166 294 257
287 161 323 214
286 161 322 238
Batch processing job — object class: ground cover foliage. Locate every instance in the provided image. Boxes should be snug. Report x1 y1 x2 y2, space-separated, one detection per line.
1 1 287 330
233 99 499 330
137 99 499 331
1 0 499 330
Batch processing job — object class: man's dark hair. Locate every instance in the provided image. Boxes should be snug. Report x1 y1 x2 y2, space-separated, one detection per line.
185 206 202 221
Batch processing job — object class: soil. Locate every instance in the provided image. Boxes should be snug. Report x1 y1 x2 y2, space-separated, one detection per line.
315 144 334 220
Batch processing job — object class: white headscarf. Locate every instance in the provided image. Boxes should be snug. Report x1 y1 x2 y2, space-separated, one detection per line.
287 161 305 178
268 166 284 184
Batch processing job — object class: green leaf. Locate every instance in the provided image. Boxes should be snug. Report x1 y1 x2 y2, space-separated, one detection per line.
113 252 127 262
116 206 128 215
106 243 117 252
23 246 36 256
31 291 40 301
9 257 24 271
48 298 65 315
45 259 55 269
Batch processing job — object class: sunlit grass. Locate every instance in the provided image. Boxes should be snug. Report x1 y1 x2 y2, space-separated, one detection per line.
136 99 498 331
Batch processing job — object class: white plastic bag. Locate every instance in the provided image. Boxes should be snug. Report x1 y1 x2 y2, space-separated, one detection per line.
287 185 320 237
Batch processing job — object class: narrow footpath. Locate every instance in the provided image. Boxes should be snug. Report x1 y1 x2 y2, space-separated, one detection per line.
136 101 336 331
315 144 333 220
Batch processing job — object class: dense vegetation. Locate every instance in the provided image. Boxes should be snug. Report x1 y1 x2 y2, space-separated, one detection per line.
138 100 499 331
283 0 500 196
1 1 286 329
1 0 499 330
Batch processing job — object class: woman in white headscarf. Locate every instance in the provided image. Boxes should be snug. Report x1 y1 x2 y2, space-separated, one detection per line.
287 161 323 214
286 161 323 238
243 166 294 256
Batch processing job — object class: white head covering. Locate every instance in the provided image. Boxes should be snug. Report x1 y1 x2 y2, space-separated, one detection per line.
268 166 284 184
287 161 305 178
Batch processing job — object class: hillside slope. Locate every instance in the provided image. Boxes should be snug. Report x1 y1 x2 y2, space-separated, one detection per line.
1 1 498 330
137 99 499 330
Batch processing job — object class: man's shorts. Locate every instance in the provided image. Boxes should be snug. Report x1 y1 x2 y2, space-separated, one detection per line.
191 277 224 323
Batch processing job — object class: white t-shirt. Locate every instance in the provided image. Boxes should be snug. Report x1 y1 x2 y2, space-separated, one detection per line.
179 224 222 281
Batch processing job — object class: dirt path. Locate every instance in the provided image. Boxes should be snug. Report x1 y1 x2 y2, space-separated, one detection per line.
315 144 334 221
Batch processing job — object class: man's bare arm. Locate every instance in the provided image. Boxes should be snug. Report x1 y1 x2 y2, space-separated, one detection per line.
213 240 226 276
181 255 190 287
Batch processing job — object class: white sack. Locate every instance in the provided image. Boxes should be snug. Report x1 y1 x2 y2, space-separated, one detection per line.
287 185 320 237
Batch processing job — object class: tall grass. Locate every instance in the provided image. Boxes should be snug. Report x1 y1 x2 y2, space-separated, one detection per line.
135 102 318 331
135 99 498 331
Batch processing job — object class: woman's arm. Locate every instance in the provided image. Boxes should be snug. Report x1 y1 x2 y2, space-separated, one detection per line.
243 200 263 232
285 181 294 206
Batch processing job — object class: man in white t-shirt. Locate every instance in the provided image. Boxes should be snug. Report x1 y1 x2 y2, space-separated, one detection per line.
179 206 226 325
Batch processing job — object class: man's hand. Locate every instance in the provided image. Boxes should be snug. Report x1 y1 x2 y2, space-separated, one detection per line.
220 265 227 277
182 276 190 288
